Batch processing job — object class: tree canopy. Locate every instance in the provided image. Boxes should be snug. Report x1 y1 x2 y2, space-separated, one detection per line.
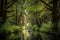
0 0 60 40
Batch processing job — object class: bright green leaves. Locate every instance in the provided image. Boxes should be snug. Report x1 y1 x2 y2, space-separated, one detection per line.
1 25 22 40
27 3 45 12
40 21 52 32
1 25 21 33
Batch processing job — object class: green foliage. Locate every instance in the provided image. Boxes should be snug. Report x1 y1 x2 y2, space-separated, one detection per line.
0 25 22 40
40 21 52 32
0 0 60 40
27 2 45 12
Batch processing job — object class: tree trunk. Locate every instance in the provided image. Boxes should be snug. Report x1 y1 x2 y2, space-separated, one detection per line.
52 0 59 40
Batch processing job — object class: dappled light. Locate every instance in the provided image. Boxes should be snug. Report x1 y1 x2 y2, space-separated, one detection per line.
0 0 60 40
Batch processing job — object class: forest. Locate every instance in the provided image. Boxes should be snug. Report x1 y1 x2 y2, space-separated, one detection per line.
0 0 60 40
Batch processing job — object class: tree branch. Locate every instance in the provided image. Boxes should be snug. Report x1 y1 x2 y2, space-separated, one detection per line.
40 0 53 11
45 6 53 11
5 0 17 10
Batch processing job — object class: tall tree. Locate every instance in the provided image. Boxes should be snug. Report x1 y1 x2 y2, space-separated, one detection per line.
0 0 17 27
0 0 17 40
40 0 59 40
52 0 59 40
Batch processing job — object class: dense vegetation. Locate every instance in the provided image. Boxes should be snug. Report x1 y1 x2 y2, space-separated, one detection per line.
0 0 60 40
